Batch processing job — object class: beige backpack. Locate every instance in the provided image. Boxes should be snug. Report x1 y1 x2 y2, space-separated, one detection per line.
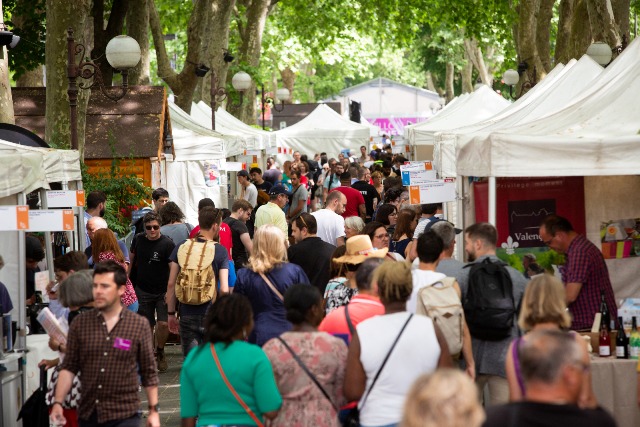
175 239 217 305
416 277 464 357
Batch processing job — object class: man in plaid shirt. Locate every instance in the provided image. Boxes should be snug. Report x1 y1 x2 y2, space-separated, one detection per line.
539 215 617 331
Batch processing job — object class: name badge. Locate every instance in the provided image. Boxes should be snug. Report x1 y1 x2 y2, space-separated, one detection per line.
114 337 132 351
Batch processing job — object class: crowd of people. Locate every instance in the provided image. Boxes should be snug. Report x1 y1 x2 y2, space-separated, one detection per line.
5 146 634 427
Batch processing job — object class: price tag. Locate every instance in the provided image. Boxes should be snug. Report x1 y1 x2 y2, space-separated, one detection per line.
46 190 85 207
0 206 29 230
408 179 456 204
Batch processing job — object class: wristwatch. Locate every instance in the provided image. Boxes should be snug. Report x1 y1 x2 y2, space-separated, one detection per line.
167 312 176 316
148 404 160 413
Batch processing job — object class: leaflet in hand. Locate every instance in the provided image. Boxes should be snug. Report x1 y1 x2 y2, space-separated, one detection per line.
36 307 68 344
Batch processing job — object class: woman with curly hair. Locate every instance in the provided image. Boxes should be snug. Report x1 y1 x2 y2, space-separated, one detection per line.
91 229 138 311
233 225 310 346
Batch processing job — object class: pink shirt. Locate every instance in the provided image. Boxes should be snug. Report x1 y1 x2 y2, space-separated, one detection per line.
318 294 384 343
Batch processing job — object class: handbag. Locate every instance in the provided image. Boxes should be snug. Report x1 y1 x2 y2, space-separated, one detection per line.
343 313 414 427
276 336 339 413
18 365 49 427
210 344 265 427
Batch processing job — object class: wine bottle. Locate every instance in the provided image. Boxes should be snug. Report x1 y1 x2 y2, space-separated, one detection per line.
599 319 611 357
599 291 610 332
615 316 629 359
630 316 640 360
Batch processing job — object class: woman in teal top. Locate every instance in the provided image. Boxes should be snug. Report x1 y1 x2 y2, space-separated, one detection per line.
180 294 282 426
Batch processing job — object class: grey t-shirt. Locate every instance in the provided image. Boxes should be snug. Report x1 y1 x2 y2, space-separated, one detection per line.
436 258 465 284
288 184 308 219
457 255 528 378
160 223 192 246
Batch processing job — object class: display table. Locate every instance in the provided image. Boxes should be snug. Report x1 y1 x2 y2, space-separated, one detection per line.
25 333 58 397
591 357 640 427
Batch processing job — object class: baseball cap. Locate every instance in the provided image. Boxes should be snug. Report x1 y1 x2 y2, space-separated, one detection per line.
268 184 292 197
237 170 249 177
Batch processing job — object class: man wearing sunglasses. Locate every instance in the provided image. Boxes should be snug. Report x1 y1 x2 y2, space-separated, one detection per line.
129 211 175 372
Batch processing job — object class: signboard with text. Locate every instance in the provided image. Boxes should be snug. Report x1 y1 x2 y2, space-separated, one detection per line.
46 190 85 208
0 206 29 230
27 209 75 232
401 169 438 186
408 179 456 204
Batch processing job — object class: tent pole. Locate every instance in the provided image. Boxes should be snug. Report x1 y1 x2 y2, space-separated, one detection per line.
40 189 55 283
77 180 87 252
488 176 497 226
16 194 27 352
456 176 465 262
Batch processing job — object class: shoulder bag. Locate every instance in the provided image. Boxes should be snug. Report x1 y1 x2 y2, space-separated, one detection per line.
277 336 340 413
343 313 413 427
260 272 284 301
210 344 265 427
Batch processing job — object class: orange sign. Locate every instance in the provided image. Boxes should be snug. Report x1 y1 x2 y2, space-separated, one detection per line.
0 206 29 230
63 210 75 230
76 190 85 206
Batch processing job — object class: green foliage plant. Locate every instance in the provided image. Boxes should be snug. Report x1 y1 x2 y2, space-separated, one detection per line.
81 131 151 236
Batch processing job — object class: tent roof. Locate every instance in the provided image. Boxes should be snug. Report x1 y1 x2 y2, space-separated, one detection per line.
405 85 511 146
274 104 370 157
456 37 640 177
340 77 439 98
0 139 81 197
167 102 227 161
191 102 275 150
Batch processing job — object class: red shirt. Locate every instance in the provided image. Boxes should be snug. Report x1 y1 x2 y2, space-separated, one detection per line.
331 186 365 219
318 294 385 343
189 224 233 260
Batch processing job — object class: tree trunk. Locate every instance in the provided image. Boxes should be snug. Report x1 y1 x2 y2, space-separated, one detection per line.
196 0 236 107
555 0 575 65
461 56 474 94
16 66 45 86
445 62 455 102
149 0 207 113
610 0 630 43
91 0 129 87
280 66 295 102
45 0 92 150
586 0 621 48
0 0 14 124
463 39 491 85
516 0 546 97
228 0 271 125
127 0 150 85
568 0 592 60
537 0 555 72
425 71 437 93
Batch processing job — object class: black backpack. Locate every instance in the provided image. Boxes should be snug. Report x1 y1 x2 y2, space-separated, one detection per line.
462 258 517 341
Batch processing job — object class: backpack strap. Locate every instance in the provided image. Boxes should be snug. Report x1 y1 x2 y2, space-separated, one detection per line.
196 240 209 271
182 239 197 267
276 337 339 412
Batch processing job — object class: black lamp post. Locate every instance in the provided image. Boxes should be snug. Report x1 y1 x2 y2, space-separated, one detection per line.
67 27 141 150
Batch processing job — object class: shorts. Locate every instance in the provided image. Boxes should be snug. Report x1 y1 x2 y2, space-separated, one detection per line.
135 287 168 327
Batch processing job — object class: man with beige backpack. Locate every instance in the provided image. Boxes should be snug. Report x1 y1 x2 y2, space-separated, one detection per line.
408 230 475 378
166 206 230 357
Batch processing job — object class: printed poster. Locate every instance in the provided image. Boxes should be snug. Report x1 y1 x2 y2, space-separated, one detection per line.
600 218 640 259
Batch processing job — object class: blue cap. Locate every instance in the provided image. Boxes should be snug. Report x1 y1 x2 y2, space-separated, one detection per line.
269 184 292 197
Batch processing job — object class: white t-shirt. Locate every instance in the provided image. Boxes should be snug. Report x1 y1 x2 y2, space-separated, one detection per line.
243 183 258 207
407 269 446 313
357 312 440 426
312 209 345 246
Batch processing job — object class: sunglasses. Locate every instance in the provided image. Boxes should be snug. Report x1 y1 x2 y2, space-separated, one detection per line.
145 225 160 230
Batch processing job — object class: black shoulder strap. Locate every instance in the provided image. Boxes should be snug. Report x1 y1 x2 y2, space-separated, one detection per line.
277 337 339 412
345 304 356 336
360 314 413 409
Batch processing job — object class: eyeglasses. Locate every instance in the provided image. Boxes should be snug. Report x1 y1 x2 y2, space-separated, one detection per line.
145 225 160 231
374 233 388 240
389 212 398 216
542 236 554 246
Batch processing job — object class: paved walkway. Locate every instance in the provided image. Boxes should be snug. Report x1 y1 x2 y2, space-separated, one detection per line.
139 344 183 427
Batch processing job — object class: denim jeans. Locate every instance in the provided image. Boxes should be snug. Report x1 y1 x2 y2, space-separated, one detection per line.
179 314 205 357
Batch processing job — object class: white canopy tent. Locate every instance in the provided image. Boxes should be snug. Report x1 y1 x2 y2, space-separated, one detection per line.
435 56 603 178
405 85 511 160
0 141 82 375
273 103 370 159
163 102 230 222
453 37 640 301
191 101 275 151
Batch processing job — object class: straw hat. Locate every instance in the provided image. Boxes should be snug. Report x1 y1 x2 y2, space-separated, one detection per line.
334 235 389 264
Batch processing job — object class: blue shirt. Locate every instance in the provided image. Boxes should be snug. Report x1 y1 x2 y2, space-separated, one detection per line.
234 263 310 346
0 281 13 313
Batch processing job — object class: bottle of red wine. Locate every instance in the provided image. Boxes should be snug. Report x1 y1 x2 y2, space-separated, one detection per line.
616 316 629 359
599 291 610 332
599 319 611 357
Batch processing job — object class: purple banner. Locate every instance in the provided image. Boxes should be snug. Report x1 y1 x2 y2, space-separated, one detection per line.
368 117 427 136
